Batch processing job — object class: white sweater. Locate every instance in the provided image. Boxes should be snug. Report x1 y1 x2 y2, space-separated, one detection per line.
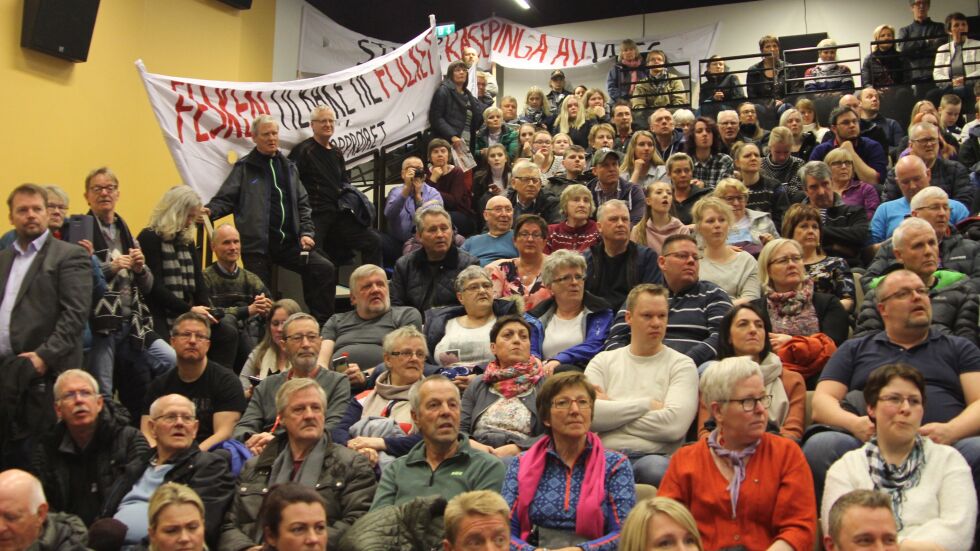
584 346 698 455
822 438 977 551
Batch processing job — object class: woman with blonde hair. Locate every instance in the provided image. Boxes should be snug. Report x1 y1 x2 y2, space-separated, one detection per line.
618 497 704 551
862 24 909 87
553 93 590 146
147 483 206 551
795 97 829 142
620 130 667 187
712 177 778 254
519 86 552 127
692 197 760 306
632 180 692 253
777 108 818 162
824 148 880 219
238 298 302 392
583 88 611 123
761 126 805 196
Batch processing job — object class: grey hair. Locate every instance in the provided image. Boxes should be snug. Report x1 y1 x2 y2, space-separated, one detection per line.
251 114 278 135
700 356 764 407
454 265 491 293
310 104 335 120
43 185 69 207
798 160 832 186
349 264 387 291
717 109 739 123
892 217 935 250
511 159 542 179
909 121 939 139
672 109 695 126
54 369 99 399
414 204 452 232
483 106 502 119
409 374 460 412
596 199 630 221
382 325 426 355
275 377 327 415
910 186 949 210
148 394 196 419
541 249 587 286
281 312 319 339
147 186 203 243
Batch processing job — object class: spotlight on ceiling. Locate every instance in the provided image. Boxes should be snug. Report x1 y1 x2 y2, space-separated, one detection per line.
513 0 531 9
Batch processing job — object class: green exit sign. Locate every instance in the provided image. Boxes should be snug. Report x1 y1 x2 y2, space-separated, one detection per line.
435 23 456 37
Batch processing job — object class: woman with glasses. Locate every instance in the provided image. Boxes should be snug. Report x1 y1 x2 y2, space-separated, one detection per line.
238 298 302 393
692 197 760 306
501 371 636 551
659 356 817 551
529 131 563 183
698 303 806 441
754 238 849 381
711 178 778 256
825 147 880 220
527 249 613 375
461 316 546 459
782 204 856 313
545 185 600 254
488 214 554 311
822 363 976 550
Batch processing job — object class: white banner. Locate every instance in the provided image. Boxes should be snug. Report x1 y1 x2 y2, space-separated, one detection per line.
298 4 402 76
138 23 440 202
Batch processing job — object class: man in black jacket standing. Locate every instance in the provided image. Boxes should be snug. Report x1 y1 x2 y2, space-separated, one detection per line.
289 105 382 267
898 0 947 87
30 369 147 526
206 115 336 324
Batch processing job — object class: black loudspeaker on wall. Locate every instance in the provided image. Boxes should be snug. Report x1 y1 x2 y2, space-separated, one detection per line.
216 0 252 8
21 0 101 62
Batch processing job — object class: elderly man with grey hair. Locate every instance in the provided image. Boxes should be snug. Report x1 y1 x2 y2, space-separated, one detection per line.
102 394 234 548
461 195 519 266
30 369 147 525
884 121 973 205
0 469 89 551
234 313 350 456
797 160 870 267
504 160 561 225
864 185 980 290
391 205 479 314
370 375 505 510
219 378 376 550
317 264 422 390
584 199 663 309
205 114 337 325
526 249 613 375
855 217 979 345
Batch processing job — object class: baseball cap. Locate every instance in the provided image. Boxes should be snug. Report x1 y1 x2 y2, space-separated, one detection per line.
592 148 622 167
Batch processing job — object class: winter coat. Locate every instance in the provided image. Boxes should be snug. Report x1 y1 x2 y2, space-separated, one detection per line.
429 79 484 144
336 495 447 551
391 245 479 313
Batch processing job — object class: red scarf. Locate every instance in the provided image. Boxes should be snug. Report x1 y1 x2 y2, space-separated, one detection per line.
482 357 543 399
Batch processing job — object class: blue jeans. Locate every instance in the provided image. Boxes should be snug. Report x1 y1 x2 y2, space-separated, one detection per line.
87 322 175 396
627 452 671 487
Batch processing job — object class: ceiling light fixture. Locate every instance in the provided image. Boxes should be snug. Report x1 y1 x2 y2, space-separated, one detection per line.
513 0 531 9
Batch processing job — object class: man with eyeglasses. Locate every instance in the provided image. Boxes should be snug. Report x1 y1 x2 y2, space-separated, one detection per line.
805 268 980 505
810 107 887 186
234 313 349 457
584 200 663 310
585 284 698 487
461 195 519 267
140 312 245 452
798 161 869 268
856 217 978 345
503 160 560 226
103 393 234 548
884 122 973 205
716 110 741 150
865 185 980 290
30 369 147 525
605 235 732 367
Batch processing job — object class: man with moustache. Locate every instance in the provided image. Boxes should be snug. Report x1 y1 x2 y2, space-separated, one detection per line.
30 369 147 525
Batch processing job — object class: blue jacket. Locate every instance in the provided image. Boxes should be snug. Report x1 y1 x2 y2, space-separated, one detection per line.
809 136 887 185
527 292 613 367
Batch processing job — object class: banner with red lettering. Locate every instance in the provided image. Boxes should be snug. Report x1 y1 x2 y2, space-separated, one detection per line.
137 23 440 202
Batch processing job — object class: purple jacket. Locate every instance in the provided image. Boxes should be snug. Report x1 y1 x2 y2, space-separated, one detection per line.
384 183 443 242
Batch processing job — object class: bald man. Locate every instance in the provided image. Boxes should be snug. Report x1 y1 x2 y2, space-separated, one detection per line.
0 469 87 551
461 196 518 267
871 155 971 243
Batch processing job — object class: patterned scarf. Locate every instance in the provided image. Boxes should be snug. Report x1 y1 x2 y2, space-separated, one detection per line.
707 429 760 519
766 278 819 336
482 357 543 399
865 435 925 531
160 239 197 328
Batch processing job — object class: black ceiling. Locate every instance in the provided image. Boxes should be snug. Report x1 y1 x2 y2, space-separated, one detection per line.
308 0 753 43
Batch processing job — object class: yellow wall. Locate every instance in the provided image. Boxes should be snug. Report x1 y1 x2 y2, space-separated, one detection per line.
0 0 275 229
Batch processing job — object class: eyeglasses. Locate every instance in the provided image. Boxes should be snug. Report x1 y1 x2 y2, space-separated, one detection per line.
59 389 95 401
462 282 493 293
878 287 930 302
829 160 853 167
662 251 702 262
485 206 514 214
768 254 803 266
552 398 592 410
47 204 68 212
513 176 540 184
722 395 772 411
722 194 747 204
516 231 543 239
388 350 427 359
552 273 585 284
878 394 923 408
915 203 950 213
153 413 197 424
173 331 210 341
311 118 335 124
284 333 321 343
89 184 118 194
911 137 938 145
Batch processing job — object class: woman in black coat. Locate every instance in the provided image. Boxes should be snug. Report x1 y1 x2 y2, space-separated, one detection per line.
429 60 484 150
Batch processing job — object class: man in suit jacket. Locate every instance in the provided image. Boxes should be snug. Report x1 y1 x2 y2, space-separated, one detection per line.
0 184 92 468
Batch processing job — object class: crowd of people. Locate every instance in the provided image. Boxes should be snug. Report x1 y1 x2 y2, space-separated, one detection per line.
3 1 980 550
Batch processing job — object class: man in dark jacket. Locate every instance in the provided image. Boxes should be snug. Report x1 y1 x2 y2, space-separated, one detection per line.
587 148 645 225
391 206 479 314
799 161 870 268
30 369 147 526
0 469 88 551
809 107 888 186
205 115 336 324
219 378 375 550
883 122 973 206
505 161 561 225
584 200 663 309
855 217 978 345
898 0 948 84
101 394 234 548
